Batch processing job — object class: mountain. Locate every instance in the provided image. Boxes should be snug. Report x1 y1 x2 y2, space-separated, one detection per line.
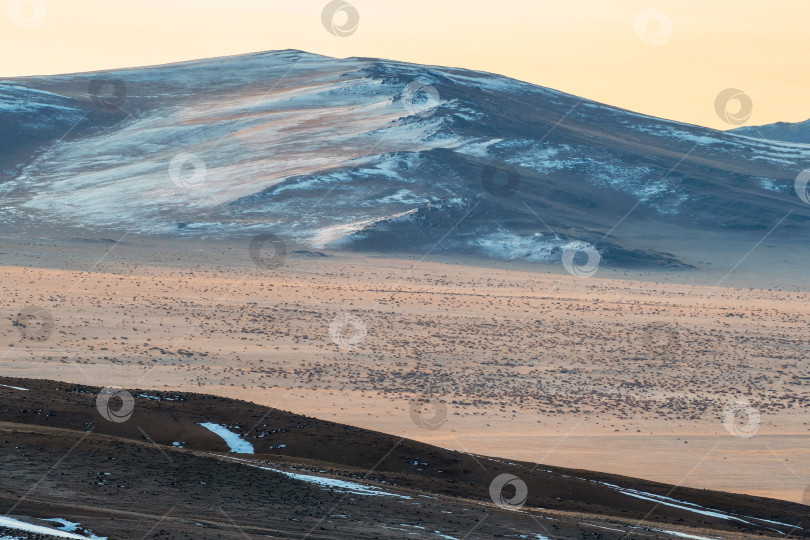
2 49 810 268
730 118 810 144
0 377 805 539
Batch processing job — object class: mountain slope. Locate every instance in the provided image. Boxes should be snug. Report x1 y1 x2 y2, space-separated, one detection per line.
0 377 806 539
2 50 810 268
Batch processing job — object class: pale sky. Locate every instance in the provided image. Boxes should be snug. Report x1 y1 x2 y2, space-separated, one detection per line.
2 0 809 130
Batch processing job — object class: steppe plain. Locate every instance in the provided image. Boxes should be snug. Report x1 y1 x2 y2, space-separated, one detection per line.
1 234 808 504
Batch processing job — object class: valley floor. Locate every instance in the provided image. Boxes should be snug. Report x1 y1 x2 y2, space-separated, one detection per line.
0 237 808 504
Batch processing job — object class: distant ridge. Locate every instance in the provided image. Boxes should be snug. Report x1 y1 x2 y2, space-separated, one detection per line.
730 117 810 144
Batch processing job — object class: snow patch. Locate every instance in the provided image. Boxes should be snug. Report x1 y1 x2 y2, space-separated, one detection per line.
0 516 104 539
199 423 255 454
757 178 784 192
591 480 801 533
229 458 411 499
475 231 561 262
654 530 720 540
602 482 751 524
268 468 411 498
311 208 419 247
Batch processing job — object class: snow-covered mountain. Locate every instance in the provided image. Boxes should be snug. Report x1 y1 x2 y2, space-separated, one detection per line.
2 49 809 267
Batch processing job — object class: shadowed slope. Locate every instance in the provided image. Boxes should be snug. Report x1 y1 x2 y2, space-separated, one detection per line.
0 377 805 539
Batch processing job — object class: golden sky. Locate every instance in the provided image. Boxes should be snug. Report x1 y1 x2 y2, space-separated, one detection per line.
3 0 809 130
